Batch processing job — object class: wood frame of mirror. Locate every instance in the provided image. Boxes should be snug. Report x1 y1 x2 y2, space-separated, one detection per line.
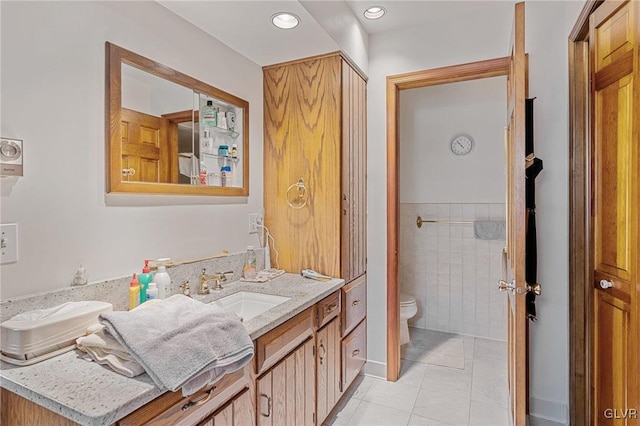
106 42 249 196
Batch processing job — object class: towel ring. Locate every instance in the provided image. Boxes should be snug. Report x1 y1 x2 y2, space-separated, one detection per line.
286 178 308 209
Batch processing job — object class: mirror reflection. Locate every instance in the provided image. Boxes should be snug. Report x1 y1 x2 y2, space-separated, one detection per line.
106 42 249 196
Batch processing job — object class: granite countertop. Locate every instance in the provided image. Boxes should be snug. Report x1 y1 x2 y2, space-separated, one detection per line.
0 273 345 425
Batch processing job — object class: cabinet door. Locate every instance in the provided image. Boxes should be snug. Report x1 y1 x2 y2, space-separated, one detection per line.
232 389 254 426
263 55 342 277
317 317 341 425
256 339 316 426
341 60 367 283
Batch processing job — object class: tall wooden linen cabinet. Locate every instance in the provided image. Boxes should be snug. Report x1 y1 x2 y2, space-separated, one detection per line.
263 51 367 422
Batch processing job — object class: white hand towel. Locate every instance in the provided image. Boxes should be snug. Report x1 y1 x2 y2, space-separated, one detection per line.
76 325 145 377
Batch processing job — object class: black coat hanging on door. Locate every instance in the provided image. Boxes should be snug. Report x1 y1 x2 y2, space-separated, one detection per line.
525 98 542 321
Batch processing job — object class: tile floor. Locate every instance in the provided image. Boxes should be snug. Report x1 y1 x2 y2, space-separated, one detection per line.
324 328 563 426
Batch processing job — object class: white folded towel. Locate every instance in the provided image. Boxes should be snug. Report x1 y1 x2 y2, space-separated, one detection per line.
76 324 145 377
99 295 254 396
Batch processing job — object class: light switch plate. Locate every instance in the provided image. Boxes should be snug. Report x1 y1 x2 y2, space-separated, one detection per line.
1 223 18 264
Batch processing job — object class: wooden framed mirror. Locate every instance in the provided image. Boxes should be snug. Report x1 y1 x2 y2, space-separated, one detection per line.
106 42 249 196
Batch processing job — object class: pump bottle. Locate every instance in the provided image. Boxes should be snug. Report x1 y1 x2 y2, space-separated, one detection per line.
128 274 140 310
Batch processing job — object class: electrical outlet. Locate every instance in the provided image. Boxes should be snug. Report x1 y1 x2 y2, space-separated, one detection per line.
249 213 259 234
1 223 18 264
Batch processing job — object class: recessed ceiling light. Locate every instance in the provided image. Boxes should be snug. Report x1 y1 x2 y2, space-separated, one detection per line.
364 6 386 20
272 12 300 29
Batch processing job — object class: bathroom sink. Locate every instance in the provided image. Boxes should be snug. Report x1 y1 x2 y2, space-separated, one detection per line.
211 291 291 322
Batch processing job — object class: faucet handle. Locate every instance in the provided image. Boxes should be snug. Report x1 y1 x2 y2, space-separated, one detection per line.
179 280 191 297
217 271 234 281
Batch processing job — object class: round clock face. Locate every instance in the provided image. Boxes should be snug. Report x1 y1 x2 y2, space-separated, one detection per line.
450 135 474 156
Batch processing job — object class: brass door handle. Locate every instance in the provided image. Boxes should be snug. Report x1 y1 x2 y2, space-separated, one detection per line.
527 283 542 295
497 280 515 293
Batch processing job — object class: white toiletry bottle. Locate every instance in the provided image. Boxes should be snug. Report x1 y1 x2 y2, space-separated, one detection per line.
146 282 158 300
243 246 258 280
153 262 171 299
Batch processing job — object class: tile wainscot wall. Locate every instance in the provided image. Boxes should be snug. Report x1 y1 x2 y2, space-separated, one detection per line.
399 203 506 341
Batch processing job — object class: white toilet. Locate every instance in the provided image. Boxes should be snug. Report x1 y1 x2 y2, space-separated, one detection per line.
399 293 418 345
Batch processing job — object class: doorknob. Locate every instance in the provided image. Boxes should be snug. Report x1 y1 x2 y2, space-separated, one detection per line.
497 280 515 292
599 279 613 289
527 283 542 296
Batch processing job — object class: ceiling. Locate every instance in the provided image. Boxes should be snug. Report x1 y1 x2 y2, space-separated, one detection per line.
158 1 513 67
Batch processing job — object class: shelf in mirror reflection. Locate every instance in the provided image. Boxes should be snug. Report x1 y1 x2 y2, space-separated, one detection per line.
201 152 240 162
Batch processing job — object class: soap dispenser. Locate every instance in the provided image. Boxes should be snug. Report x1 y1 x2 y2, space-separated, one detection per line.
71 264 88 286
152 258 171 299
138 260 153 304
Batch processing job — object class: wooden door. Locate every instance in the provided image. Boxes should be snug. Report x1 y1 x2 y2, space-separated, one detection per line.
121 108 169 183
341 60 367 283
256 339 315 426
590 1 639 424
316 317 341 424
503 3 528 425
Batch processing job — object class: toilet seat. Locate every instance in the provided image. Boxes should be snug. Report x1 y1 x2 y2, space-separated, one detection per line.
400 292 416 306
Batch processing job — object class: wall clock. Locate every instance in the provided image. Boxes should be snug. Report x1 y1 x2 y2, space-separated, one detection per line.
450 134 474 156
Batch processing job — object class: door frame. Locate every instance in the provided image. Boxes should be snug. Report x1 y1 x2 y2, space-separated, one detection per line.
567 1 601 425
386 57 510 381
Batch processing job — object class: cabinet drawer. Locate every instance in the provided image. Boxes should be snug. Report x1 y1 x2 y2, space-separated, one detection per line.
342 275 366 336
316 290 341 328
118 366 250 426
342 319 366 392
255 307 314 375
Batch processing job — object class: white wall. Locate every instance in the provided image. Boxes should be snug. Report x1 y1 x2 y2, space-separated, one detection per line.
299 0 369 75
399 77 506 203
368 1 585 422
0 1 264 299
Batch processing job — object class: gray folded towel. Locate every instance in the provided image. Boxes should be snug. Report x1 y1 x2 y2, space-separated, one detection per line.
473 220 506 240
99 295 253 395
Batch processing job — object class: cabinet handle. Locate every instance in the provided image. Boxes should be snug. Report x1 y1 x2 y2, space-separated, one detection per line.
260 393 272 417
325 304 338 314
352 349 360 357
181 386 215 411
319 342 326 365
352 300 360 306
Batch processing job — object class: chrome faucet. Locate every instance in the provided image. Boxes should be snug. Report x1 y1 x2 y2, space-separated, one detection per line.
199 269 233 294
